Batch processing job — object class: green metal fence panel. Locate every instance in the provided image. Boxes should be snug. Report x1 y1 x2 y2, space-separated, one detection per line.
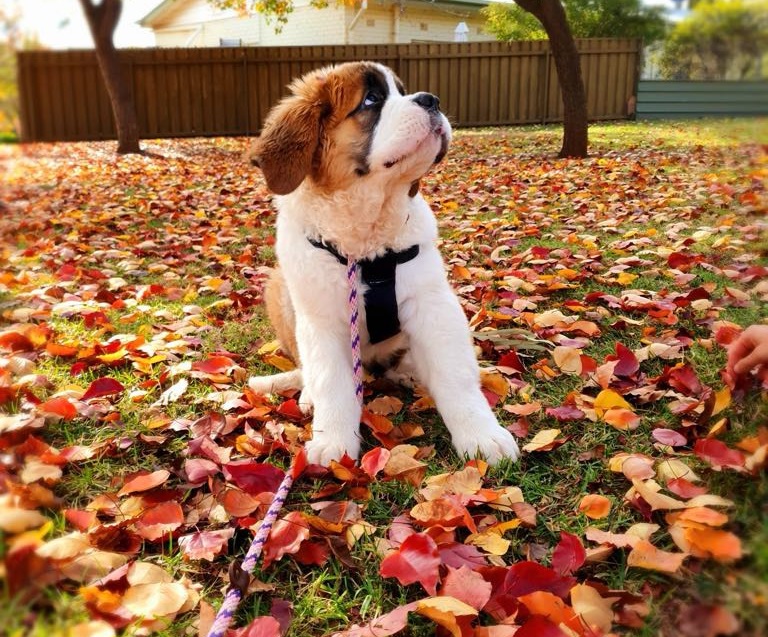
636 80 768 119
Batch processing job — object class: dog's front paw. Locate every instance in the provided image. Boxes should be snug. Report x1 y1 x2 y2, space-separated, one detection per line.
452 425 520 465
305 430 360 466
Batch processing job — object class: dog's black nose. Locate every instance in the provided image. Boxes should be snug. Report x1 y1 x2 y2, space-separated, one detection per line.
412 92 440 112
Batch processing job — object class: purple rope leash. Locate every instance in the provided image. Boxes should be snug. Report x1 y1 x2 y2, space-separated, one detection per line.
347 260 364 405
207 260 363 636
206 453 304 637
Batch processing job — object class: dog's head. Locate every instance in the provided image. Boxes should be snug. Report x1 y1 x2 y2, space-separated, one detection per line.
246 61 451 196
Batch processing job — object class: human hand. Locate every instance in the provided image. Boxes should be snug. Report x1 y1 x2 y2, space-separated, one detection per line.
726 324 768 379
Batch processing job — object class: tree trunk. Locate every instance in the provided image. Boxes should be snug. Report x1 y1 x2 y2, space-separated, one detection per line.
79 0 141 154
515 0 588 158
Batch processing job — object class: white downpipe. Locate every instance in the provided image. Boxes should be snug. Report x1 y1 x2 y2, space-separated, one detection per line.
348 0 368 31
392 3 400 43
185 24 203 46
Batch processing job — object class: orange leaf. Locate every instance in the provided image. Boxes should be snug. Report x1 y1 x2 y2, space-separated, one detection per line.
627 540 687 573
684 527 742 562
118 470 170 496
38 396 78 420
603 408 641 431
134 501 184 541
578 494 611 520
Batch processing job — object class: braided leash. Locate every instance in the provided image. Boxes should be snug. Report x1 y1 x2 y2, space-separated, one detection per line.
347 259 364 404
206 453 304 637
207 260 364 636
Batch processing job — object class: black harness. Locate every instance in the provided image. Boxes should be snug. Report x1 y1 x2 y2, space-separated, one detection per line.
308 238 420 344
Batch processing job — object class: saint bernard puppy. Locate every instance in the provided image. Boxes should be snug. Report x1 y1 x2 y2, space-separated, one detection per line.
247 61 520 467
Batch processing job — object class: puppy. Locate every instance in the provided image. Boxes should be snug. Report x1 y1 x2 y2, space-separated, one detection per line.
247 61 520 467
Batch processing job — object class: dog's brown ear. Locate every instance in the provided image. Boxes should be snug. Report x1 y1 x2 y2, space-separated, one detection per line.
249 78 328 195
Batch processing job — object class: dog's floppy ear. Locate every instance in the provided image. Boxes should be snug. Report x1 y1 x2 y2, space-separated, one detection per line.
249 76 328 195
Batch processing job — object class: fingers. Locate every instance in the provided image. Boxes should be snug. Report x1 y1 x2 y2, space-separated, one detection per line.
733 349 764 376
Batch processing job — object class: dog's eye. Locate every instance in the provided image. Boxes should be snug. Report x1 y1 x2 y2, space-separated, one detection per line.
362 91 382 108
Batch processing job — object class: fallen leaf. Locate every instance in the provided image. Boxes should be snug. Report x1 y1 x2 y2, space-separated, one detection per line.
627 540 687 573
578 494 611 519
379 532 440 595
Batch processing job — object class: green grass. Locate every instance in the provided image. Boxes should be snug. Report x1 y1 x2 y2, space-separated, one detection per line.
1 119 767 636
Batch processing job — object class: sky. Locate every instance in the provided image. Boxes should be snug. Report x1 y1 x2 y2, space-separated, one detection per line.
1 0 686 49
1 0 159 49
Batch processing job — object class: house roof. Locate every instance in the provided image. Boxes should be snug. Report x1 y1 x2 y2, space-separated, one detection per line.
139 0 492 28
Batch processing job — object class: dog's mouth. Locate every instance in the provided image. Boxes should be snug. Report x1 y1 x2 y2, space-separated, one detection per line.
384 121 449 169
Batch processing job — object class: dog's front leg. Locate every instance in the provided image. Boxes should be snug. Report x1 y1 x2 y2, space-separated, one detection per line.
401 274 520 465
295 316 363 465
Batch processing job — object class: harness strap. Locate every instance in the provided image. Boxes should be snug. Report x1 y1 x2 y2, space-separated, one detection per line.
308 238 419 344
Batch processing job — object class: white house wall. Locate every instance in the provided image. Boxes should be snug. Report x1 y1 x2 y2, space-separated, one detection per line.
148 0 491 47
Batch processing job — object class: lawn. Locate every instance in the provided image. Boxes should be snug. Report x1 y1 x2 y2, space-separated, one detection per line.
1 118 767 637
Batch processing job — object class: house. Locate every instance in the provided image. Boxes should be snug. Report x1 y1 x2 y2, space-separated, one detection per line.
138 0 495 47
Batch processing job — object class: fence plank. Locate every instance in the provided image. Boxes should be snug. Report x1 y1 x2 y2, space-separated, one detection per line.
18 39 642 142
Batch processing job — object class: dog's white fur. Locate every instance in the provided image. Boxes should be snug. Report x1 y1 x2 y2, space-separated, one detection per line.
247 61 520 466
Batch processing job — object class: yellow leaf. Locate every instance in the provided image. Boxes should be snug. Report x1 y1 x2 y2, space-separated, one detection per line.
712 386 731 417
594 389 632 416
522 428 562 453
262 353 295 372
616 272 638 286
480 369 509 400
122 582 189 618
552 346 583 375
465 531 511 555
416 596 477 637
630 479 686 511
570 583 618 634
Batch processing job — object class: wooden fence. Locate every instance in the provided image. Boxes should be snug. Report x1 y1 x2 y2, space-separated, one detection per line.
17 39 641 142
636 80 768 119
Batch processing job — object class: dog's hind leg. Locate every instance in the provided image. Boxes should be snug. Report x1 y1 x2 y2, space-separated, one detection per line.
249 369 303 394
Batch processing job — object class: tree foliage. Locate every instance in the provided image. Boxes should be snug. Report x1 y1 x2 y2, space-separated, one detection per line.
208 0 341 31
483 0 667 43
659 0 768 80
0 6 22 136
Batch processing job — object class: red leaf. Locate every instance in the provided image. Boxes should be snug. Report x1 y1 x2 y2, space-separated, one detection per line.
234 616 282 637
380 532 441 595
497 350 525 373
178 528 234 561
38 396 78 420
262 511 310 568
81 377 125 401
667 365 704 396
550 531 586 576
222 460 285 496
693 439 745 471
192 355 238 375
440 565 492 611
117 469 170 496
545 405 585 421
652 428 688 447
438 542 488 570
503 561 575 599
667 477 709 499
270 599 293 636
515 615 569 637
361 447 391 478
294 540 330 566
611 342 640 377
276 399 304 421
184 458 219 484
134 501 184 541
